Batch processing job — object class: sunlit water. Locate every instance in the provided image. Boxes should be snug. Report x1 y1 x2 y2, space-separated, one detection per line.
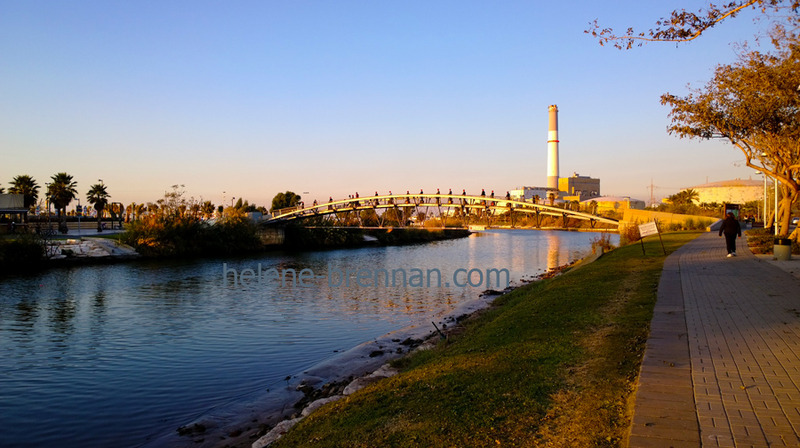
0 229 616 447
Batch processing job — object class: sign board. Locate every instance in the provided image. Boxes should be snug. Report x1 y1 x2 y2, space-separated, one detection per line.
638 221 659 238
724 203 740 219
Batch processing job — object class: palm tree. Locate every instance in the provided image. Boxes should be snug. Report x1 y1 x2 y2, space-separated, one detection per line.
682 188 699 204
47 173 78 233
669 188 700 206
200 201 215 219
87 183 110 232
134 203 146 221
9 175 40 220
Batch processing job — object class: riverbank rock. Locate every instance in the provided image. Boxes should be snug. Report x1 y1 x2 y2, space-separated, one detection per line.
342 364 399 395
252 417 301 448
301 395 343 417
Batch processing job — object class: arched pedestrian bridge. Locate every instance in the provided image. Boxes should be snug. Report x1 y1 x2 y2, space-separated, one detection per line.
265 193 618 229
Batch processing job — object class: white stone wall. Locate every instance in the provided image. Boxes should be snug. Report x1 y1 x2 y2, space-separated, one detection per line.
695 185 763 204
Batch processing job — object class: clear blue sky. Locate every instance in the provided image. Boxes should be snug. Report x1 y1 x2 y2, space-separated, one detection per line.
0 1 774 208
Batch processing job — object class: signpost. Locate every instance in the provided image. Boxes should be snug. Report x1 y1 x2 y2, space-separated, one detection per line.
638 220 666 255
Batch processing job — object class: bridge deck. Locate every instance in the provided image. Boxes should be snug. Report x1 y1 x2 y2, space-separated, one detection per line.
266 194 618 227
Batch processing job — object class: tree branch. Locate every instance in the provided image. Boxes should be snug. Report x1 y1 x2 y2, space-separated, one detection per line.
587 0 798 49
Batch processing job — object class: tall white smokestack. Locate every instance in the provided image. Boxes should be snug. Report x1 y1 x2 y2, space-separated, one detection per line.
547 105 559 190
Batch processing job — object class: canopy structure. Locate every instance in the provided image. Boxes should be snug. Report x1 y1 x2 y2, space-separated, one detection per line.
0 194 28 219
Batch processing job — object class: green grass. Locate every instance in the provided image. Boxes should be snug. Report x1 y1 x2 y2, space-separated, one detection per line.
269 232 702 448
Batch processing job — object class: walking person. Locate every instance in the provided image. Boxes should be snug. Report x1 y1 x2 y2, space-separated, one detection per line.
719 212 742 257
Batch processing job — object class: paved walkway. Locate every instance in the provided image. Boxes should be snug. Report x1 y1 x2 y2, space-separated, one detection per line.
629 233 800 447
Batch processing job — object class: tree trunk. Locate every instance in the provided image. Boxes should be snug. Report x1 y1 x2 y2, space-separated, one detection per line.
777 185 798 238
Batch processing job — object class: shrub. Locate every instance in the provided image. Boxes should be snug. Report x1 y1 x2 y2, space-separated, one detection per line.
745 228 800 255
590 232 615 254
619 224 640 246
122 214 261 257
0 233 46 269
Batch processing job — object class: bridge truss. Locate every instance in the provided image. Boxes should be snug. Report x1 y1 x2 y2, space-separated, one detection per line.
266 193 618 229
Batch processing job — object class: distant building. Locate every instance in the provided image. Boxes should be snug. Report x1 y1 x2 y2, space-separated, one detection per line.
690 179 764 204
558 173 600 202
509 186 560 203
0 194 28 229
583 196 645 213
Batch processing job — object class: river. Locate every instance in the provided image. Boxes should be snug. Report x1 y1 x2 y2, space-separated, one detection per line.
0 229 617 447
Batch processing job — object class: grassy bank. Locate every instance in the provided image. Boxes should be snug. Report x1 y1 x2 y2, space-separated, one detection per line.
267 232 701 448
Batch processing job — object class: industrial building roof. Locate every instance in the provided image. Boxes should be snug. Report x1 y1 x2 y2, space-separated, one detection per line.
691 179 763 189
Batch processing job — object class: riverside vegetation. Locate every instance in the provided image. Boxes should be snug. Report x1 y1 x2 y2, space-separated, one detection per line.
262 232 702 448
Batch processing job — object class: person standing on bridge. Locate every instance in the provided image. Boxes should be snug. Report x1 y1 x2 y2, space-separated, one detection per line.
719 212 741 257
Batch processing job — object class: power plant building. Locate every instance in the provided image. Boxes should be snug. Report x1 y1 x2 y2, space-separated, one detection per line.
559 173 600 202
511 105 601 204
509 186 556 203
546 105 560 190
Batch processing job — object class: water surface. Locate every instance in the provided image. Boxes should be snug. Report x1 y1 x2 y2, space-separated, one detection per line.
0 229 615 447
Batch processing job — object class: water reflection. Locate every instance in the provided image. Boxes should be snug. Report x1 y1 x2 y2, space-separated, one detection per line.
547 231 561 271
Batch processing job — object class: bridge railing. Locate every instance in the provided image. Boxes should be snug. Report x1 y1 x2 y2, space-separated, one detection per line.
274 206 302 216
265 193 619 228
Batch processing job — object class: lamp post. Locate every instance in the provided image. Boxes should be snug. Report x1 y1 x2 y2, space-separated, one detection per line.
45 183 51 229
775 177 779 236
76 199 82 237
